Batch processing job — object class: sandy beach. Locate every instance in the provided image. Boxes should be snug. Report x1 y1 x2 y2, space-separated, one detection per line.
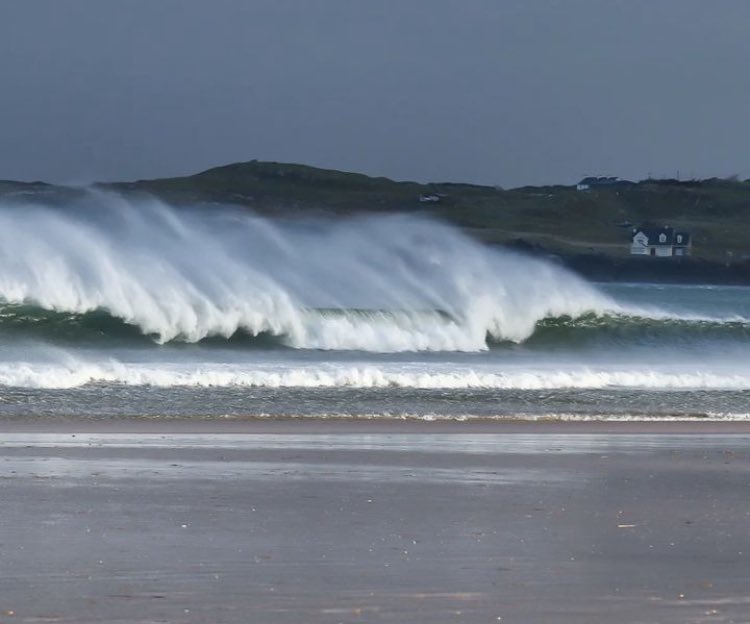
0 420 748 623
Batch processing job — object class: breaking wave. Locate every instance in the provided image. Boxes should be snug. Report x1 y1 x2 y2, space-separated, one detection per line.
2 361 750 390
0 191 748 352
0 191 619 352
0 304 747 352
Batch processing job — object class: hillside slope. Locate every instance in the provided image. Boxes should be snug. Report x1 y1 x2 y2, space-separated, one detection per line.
101 161 750 263
2 160 750 281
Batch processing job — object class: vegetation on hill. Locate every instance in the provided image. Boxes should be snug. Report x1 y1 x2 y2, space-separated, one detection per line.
2 160 749 280
101 160 750 264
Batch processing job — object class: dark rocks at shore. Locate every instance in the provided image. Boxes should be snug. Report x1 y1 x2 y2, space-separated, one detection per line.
502 238 750 285
564 254 750 285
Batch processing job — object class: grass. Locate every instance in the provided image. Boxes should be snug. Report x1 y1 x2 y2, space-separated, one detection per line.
2 160 749 263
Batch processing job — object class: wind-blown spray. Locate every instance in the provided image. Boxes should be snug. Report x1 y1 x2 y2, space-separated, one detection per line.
0 191 615 351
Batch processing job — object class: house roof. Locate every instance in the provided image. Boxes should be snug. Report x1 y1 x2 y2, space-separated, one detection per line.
632 226 691 246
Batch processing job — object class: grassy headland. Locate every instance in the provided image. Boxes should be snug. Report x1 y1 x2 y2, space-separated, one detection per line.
3 160 750 282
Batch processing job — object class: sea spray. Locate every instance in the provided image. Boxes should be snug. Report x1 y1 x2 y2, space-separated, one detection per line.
0 191 615 350
0 192 748 421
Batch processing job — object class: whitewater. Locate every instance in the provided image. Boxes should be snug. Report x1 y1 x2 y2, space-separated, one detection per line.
0 190 622 349
0 191 748 420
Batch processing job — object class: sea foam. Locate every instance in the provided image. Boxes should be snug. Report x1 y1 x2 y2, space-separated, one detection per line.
0 191 617 351
1 360 749 390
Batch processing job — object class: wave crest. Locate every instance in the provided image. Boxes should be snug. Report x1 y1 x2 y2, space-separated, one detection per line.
0 192 614 351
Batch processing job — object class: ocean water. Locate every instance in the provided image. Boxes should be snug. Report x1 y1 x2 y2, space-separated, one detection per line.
0 191 748 421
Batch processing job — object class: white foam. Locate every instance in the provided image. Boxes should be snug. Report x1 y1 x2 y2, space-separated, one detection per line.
1 360 749 390
0 192 617 351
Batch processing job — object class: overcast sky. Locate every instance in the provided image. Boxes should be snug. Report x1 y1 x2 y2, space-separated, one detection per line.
1 0 749 187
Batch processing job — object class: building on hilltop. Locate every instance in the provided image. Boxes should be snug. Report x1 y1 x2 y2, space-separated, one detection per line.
576 176 633 191
630 226 691 257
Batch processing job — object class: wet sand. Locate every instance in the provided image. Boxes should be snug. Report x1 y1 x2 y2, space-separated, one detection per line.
1 421 749 623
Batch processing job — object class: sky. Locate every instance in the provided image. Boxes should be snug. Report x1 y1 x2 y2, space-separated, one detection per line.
1 0 749 187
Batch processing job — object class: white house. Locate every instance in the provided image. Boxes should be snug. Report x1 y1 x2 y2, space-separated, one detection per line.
630 226 691 257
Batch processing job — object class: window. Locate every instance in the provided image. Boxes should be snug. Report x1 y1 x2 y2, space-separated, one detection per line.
658 233 667 243
676 235 682 244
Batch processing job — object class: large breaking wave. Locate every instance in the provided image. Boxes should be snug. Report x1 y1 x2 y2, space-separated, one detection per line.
0 191 621 351
0 304 748 350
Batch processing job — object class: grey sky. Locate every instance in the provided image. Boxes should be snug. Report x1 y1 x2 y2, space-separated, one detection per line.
1 0 749 187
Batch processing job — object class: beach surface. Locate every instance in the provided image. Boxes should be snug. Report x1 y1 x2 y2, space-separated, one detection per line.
1 421 749 623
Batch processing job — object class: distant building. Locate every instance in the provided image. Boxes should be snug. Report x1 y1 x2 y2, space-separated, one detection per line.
630 226 691 257
576 176 633 191
419 194 441 203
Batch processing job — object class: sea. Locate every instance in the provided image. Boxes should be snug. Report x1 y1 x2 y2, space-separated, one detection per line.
0 191 748 422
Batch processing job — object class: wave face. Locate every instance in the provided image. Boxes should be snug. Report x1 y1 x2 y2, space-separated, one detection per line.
527 313 750 349
0 191 616 352
0 304 748 352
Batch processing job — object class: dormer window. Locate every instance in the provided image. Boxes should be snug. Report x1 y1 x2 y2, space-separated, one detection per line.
676 235 683 244
658 233 667 243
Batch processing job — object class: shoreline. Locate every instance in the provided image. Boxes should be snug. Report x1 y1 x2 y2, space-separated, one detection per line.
2 417 750 434
562 255 750 286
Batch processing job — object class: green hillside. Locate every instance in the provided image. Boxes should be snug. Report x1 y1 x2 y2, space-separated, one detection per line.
102 161 750 262
2 160 750 266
